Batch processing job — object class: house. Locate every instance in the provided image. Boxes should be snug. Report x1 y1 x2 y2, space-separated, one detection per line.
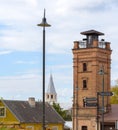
100 104 118 130
0 97 65 130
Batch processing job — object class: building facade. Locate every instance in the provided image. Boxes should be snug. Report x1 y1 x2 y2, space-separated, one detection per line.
72 30 112 130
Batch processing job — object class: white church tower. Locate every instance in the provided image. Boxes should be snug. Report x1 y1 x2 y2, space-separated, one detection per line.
45 74 57 104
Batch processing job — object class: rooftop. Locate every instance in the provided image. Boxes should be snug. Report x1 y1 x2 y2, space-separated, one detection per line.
80 29 104 36
2 99 65 123
103 104 118 122
46 74 57 95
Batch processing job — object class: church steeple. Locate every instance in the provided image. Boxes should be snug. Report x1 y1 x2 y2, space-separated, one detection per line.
45 74 57 104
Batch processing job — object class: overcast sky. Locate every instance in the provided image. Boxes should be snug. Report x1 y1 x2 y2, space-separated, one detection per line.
0 0 118 108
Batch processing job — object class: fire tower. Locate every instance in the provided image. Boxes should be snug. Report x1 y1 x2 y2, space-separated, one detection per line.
72 30 112 130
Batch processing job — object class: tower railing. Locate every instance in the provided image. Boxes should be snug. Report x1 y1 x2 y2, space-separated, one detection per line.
78 41 106 49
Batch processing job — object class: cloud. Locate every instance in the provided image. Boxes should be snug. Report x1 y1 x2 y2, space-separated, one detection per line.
0 29 40 51
0 50 12 55
25 0 38 7
15 60 38 65
0 74 42 100
0 70 73 102
0 0 118 54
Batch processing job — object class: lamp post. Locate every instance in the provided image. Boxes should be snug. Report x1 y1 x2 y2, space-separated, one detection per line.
98 65 105 130
37 9 51 130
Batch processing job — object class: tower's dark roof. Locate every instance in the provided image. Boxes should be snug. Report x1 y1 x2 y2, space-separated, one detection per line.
2 100 65 123
80 30 104 35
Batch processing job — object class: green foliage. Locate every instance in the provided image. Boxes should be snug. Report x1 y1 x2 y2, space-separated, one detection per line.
52 102 72 121
52 102 66 117
111 86 118 104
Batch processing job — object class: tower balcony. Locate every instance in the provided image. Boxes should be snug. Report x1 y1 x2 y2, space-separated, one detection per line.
73 40 111 50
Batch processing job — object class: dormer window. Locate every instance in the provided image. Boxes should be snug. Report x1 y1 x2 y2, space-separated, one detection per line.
83 63 87 72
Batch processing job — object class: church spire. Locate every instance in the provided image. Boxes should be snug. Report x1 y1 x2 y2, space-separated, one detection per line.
45 74 57 104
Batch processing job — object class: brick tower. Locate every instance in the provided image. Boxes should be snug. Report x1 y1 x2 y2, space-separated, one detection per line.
72 30 112 130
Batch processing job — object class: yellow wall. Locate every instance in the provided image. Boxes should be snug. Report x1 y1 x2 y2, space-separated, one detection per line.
0 121 64 130
20 123 64 130
47 123 64 130
0 101 19 125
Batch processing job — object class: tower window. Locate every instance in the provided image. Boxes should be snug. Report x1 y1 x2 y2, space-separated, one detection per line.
51 95 53 99
47 95 49 99
82 126 87 130
83 99 86 107
83 63 87 72
83 80 87 89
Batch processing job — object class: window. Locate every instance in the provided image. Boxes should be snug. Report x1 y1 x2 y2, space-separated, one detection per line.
51 95 53 99
82 126 87 130
26 126 34 130
83 63 87 72
0 107 6 117
83 80 87 89
87 35 92 47
47 95 49 99
52 126 58 130
83 99 86 107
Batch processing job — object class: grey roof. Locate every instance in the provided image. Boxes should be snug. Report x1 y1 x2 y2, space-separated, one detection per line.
2 100 65 123
80 30 104 35
46 74 57 95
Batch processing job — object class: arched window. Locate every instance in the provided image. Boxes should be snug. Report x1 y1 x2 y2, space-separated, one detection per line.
83 63 87 72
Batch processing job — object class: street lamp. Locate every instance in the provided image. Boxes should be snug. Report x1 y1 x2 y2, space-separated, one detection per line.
37 9 51 130
98 65 105 130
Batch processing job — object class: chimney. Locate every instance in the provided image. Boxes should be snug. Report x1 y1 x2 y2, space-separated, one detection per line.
28 97 36 107
73 41 79 49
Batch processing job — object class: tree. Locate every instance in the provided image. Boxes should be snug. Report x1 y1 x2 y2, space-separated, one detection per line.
52 102 72 121
110 85 118 104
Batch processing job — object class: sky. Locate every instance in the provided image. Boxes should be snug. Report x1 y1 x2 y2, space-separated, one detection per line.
0 0 118 108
